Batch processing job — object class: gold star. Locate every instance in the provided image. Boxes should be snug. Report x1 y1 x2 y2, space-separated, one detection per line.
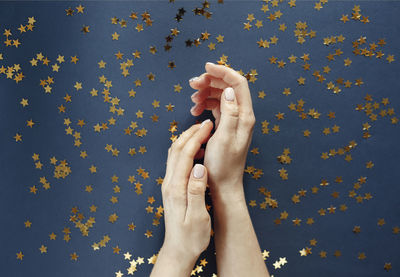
16 251 24 260
333 250 341 257
174 84 182 92
39 245 47 253
49 232 56 240
216 34 224 43
132 50 141 59
70 252 79 261
344 57 352 66
89 205 97 212
80 151 88 159
73 83 82 91
20 98 29 107
26 119 35 128
297 76 305 85
255 20 263 28
81 25 90 34
98 60 106 68
243 22 252 30
56 55 64 63
70 56 79 64
340 14 349 23
112 32 120 40
125 89 135 98
136 110 144 118
147 72 155 81
270 35 278 44
150 114 159 122
14 133 22 142
387 54 395 63
138 146 147 154
303 129 311 137
144 230 153 238
115 51 124 60
208 42 216 50
89 165 97 173
384 262 392 271
165 103 174 111
135 23 144 32
24 220 32 228
109 213 118 223
76 4 85 13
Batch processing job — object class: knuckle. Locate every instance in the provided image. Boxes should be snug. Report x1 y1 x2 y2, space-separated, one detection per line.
188 181 205 195
226 100 240 116
218 134 231 145
199 213 210 224
239 75 248 84
231 106 240 117
242 112 256 127
164 186 185 201
182 141 198 157
172 139 185 151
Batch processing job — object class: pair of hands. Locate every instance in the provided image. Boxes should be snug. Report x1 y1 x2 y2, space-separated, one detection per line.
153 62 256 274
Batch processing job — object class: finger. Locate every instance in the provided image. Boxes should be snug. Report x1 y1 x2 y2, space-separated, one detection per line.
162 122 210 222
216 87 239 135
190 99 220 117
189 72 229 90
165 124 201 184
205 62 253 116
185 164 209 223
173 119 213 184
191 87 223 104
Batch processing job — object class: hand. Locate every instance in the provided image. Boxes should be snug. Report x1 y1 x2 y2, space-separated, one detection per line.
189 62 256 194
151 120 213 277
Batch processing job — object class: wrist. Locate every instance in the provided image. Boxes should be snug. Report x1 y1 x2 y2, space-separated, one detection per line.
210 182 246 209
160 243 198 266
152 245 198 276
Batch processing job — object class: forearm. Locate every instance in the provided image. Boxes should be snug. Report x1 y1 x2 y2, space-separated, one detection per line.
211 184 270 277
150 246 197 277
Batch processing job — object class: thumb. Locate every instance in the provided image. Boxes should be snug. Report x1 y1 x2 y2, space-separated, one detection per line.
218 87 239 133
185 164 208 221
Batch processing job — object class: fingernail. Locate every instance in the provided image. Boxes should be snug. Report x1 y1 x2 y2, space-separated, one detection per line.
224 87 235 101
191 91 198 100
200 118 211 128
193 164 204 178
206 62 215 66
190 105 196 113
189 76 199 83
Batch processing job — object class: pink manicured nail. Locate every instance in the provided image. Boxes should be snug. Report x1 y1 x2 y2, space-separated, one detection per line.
189 76 200 82
191 91 199 100
224 87 235 101
193 164 204 178
190 105 196 113
200 119 211 128
206 62 215 66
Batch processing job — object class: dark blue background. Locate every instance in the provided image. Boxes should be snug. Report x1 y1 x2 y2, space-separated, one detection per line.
1 1 399 276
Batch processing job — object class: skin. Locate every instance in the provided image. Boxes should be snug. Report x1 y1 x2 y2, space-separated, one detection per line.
151 62 270 277
150 120 214 276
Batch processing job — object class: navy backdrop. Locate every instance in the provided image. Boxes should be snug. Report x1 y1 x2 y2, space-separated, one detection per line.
0 1 399 276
